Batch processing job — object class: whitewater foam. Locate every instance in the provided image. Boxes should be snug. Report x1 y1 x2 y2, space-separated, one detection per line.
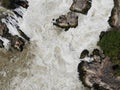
7 0 113 90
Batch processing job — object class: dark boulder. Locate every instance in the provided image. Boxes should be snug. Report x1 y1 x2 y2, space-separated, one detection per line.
108 0 120 27
92 83 109 90
80 49 89 59
92 49 100 56
15 0 29 9
0 39 4 48
1 0 29 9
70 0 92 14
0 22 9 37
99 31 106 40
53 12 78 31
17 29 30 41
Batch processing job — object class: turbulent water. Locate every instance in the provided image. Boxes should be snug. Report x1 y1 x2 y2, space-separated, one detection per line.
0 0 114 90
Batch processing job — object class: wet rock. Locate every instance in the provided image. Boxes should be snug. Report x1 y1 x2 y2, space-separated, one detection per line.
70 0 92 14
10 35 25 51
91 49 102 62
0 22 9 37
92 83 109 90
15 0 29 9
108 0 120 27
77 61 90 88
17 29 30 41
99 31 106 40
92 49 100 56
1 0 29 9
53 12 78 31
3 33 13 40
0 40 4 48
80 49 89 59
78 56 120 90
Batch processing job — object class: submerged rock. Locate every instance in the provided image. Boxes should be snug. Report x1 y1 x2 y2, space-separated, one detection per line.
70 0 92 14
53 12 78 31
108 0 120 27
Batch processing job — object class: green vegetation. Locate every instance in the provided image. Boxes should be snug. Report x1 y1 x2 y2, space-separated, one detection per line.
98 30 120 75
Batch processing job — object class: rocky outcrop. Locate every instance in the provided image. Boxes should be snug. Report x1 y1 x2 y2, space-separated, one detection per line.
53 12 78 31
1 0 29 17
108 0 120 27
70 0 92 14
0 21 26 51
78 49 120 90
0 0 30 51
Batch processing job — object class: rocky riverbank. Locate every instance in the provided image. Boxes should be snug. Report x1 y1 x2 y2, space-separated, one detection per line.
79 48 120 90
78 0 120 90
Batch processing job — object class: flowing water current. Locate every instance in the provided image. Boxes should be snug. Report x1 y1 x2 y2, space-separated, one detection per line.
0 0 113 90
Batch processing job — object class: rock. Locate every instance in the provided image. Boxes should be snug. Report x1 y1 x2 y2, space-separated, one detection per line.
0 40 4 48
80 49 89 59
77 61 90 88
99 31 106 40
1 0 29 9
10 35 25 51
78 56 120 90
3 33 13 40
92 83 109 90
17 29 30 41
112 65 120 70
92 49 100 56
90 49 103 61
0 22 9 37
70 0 92 14
15 0 29 9
53 12 78 31
108 0 120 27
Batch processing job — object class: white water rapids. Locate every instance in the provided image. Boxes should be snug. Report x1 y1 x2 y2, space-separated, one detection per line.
0 0 114 90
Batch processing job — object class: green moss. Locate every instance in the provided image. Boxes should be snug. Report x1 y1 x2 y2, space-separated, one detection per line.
98 30 120 75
